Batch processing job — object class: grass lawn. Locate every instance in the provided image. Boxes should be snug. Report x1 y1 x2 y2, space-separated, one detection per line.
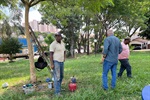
0 51 150 100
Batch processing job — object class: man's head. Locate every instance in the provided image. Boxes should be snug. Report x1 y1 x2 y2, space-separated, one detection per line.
106 30 114 37
55 32 62 43
124 37 131 45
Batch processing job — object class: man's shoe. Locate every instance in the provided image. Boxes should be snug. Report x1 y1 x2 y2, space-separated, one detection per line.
111 87 115 90
118 75 121 78
101 86 107 91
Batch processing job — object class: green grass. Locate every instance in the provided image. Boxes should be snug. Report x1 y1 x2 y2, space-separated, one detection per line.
0 51 150 100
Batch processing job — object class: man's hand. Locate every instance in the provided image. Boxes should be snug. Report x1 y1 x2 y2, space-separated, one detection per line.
51 64 54 69
100 57 105 64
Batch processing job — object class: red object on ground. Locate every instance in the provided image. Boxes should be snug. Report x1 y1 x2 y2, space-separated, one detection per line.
69 83 77 92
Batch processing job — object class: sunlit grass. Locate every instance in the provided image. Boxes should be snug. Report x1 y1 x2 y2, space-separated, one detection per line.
0 51 150 100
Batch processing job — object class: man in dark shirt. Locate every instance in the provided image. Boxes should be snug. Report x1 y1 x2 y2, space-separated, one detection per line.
102 30 122 90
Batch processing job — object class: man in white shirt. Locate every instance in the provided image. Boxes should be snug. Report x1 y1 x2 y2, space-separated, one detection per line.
50 32 66 96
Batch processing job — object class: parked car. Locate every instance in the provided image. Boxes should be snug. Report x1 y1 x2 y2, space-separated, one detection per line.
133 46 141 50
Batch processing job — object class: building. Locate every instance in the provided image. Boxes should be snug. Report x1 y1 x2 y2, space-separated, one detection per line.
22 20 59 33
130 32 150 49
30 20 39 32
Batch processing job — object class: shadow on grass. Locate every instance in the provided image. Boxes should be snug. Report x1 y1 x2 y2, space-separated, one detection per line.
0 59 30 80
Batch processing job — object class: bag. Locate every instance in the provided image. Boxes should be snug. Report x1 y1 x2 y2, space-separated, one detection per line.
35 56 47 70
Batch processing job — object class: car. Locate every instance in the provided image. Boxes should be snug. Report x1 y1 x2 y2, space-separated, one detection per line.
133 46 141 50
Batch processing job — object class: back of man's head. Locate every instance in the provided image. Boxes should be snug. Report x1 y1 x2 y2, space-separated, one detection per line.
124 37 131 41
107 30 114 36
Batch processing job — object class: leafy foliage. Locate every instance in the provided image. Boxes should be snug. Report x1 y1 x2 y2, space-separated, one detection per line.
44 33 55 51
139 12 150 39
39 1 84 57
0 0 17 7
0 38 22 61
78 0 114 13
0 0 18 20
0 8 23 38
117 0 149 37
44 34 54 45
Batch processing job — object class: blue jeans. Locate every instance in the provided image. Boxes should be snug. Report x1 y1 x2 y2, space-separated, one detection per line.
53 60 64 94
102 60 117 90
118 59 132 77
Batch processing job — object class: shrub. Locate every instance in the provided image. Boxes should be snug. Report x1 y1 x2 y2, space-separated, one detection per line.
0 38 22 62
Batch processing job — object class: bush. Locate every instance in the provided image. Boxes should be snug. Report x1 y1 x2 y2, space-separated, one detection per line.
0 38 22 61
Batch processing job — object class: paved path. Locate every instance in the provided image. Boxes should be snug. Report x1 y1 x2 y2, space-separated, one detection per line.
0 55 40 62
132 49 150 52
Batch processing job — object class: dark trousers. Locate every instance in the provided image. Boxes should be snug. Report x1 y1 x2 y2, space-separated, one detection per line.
118 59 132 77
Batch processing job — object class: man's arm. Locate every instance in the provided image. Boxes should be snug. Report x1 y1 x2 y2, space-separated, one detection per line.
64 51 66 62
119 42 123 54
50 52 54 69
102 39 109 57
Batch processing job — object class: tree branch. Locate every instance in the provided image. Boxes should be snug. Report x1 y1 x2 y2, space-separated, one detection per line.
29 0 34 5
30 0 46 7
129 27 139 37
21 0 27 4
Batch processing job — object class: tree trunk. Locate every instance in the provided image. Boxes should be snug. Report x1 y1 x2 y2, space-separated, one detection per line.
25 4 36 83
83 34 87 53
9 54 13 62
70 37 74 58
87 31 90 55
77 41 81 53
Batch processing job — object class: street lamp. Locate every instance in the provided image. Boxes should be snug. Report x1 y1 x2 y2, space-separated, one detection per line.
94 39 97 56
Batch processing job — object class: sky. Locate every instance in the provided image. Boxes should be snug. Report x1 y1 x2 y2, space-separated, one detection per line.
1 7 41 24
21 9 41 23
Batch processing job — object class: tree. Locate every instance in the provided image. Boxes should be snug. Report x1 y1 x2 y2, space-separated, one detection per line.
39 1 83 57
0 0 18 20
0 8 22 38
0 38 22 62
20 0 46 83
139 11 150 39
115 0 149 37
44 34 55 51
0 0 17 7
39 0 113 57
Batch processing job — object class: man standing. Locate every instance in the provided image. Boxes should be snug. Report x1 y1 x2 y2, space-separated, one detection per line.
50 32 66 96
102 30 122 90
118 37 132 78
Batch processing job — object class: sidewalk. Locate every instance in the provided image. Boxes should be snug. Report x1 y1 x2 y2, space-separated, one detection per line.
132 49 150 52
0 55 40 62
